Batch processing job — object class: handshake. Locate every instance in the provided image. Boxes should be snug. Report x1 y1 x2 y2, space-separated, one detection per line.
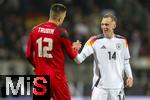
72 40 82 51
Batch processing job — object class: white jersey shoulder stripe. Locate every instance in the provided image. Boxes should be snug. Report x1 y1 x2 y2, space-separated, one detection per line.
85 34 104 46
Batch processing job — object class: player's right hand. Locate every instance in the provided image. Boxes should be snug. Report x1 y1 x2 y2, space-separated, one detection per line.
72 40 82 51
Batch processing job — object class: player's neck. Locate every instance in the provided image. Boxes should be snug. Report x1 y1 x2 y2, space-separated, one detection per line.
105 32 115 39
48 19 59 26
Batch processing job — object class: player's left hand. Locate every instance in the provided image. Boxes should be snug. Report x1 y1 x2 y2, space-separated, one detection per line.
126 77 133 88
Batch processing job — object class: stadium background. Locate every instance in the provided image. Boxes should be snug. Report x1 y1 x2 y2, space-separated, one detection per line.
0 0 149 100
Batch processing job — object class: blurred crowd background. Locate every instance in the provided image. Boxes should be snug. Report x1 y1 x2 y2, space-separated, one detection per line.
0 0 150 98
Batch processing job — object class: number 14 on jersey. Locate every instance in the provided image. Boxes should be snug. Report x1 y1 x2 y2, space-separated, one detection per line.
108 51 116 60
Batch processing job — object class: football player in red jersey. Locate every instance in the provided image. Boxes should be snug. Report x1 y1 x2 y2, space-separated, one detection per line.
26 3 81 100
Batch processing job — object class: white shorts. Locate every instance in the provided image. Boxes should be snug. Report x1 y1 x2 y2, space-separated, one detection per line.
91 87 125 100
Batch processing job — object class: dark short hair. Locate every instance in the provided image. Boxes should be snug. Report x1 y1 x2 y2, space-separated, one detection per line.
50 3 67 19
102 13 117 23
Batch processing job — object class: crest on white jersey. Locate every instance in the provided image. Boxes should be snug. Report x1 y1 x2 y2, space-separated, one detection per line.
116 43 121 50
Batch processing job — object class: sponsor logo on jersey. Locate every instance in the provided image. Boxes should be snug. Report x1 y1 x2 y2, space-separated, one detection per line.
101 45 106 49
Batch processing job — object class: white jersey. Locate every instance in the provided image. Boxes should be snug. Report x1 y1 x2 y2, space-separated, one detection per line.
75 34 133 89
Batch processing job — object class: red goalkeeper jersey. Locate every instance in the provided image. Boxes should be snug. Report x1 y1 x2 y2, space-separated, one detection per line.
26 21 77 76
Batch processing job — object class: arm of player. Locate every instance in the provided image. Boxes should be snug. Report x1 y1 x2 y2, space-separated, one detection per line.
124 59 133 88
123 39 133 87
124 59 133 78
74 37 95 64
74 54 85 64
26 32 35 68
59 27 79 59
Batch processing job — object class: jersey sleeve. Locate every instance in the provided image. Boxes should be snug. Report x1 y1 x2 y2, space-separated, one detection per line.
124 59 133 78
123 39 130 59
75 37 96 64
26 32 35 67
58 27 77 59
123 39 133 78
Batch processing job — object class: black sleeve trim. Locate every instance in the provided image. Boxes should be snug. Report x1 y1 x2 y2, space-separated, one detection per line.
57 26 69 38
95 34 104 39
115 34 125 39
60 32 69 38
94 70 101 87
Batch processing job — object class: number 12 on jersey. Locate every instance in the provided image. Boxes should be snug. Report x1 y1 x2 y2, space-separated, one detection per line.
36 37 53 58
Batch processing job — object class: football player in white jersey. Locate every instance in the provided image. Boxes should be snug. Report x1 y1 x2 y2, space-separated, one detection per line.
74 13 133 100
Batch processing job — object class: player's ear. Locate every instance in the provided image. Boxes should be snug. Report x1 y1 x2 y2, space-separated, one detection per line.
57 16 61 22
112 21 116 29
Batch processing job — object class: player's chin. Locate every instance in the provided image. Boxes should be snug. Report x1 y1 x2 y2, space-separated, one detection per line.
103 31 108 35
126 84 133 88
